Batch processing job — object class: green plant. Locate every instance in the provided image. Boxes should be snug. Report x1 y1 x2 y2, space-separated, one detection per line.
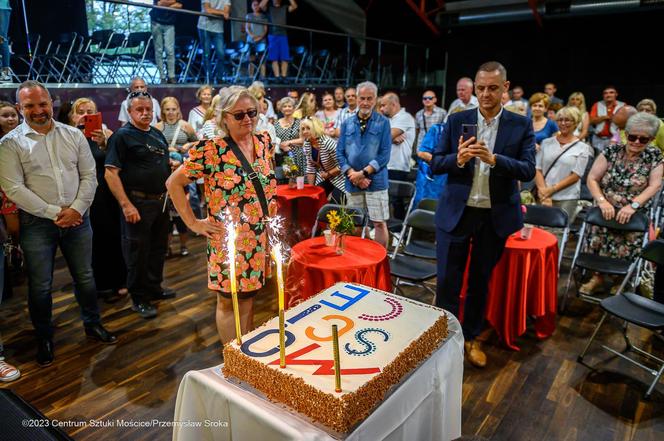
282 156 300 178
326 208 355 235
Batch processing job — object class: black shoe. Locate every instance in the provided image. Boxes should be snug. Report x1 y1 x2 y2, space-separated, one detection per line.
85 324 118 345
37 339 54 367
132 302 157 319
152 287 176 300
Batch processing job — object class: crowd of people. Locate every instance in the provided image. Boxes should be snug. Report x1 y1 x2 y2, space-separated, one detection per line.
1 61 664 381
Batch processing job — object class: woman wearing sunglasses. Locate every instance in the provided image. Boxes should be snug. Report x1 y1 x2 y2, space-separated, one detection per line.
166 87 277 345
581 112 663 295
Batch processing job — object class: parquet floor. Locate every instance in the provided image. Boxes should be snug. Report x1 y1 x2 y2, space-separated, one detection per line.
1 235 663 440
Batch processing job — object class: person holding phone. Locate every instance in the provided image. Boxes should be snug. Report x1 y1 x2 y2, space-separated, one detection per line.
431 61 536 368
68 98 127 304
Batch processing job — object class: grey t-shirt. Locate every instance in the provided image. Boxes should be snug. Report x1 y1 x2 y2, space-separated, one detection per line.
245 12 268 41
268 4 288 36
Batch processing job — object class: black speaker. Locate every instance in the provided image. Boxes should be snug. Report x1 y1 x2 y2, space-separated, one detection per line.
0 389 73 441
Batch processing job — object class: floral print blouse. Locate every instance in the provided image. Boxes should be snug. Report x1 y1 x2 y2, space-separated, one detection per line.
0 188 17 215
185 133 278 293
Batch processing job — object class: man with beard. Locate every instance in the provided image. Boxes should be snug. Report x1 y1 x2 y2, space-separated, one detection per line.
105 91 174 319
0 81 116 367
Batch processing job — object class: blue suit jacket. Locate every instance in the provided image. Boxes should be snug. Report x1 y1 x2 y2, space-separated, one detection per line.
431 108 536 238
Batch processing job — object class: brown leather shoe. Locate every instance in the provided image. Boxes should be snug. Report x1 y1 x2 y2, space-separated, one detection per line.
464 340 487 368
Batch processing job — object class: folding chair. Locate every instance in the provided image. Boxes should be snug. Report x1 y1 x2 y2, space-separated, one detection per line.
523 204 569 273
291 45 308 83
578 239 664 399
389 209 438 302
562 206 650 311
311 204 368 239
417 198 438 212
387 180 416 236
393 207 436 259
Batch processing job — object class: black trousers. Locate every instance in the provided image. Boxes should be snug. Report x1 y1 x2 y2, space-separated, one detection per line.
90 185 126 292
435 207 508 340
120 197 170 304
654 263 664 305
388 169 411 220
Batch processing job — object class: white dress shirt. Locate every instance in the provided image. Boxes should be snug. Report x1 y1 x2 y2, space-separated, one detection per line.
446 96 479 121
467 107 502 209
0 120 97 220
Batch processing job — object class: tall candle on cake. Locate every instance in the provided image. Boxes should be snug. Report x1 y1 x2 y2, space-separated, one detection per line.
271 242 286 368
332 324 342 393
225 217 242 345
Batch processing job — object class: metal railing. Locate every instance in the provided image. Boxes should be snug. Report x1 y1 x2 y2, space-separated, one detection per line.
12 0 443 88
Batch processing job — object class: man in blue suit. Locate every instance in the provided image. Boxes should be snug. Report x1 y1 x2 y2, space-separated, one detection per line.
431 61 536 367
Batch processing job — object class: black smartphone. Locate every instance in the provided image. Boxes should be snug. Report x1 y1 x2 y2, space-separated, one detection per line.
461 124 478 141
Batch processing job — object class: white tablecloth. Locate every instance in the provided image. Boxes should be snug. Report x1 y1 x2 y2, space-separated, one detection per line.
172 314 463 441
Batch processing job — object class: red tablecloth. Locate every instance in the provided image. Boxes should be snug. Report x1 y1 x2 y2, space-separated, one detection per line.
285 236 392 307
460 227 559 351
276 184 328 244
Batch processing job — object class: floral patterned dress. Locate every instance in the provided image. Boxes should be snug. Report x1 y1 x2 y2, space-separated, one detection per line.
588 144 663 259
185 133 278 296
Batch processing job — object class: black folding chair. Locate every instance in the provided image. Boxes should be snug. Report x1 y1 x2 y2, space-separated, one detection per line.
578 239 664 399
417 198 438 212
562 206 650 311
311 204 368 239
387 180 416 237
392 208 436 260
389 209 438 302
523 204 569 274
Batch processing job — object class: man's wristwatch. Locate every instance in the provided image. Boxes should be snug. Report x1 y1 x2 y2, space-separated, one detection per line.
630 200 641 210
362 169 370 177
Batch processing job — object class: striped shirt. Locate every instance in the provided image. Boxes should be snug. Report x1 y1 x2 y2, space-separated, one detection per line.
304 135 345 192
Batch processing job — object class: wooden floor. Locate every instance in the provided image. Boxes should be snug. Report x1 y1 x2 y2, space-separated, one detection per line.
1 236 663 440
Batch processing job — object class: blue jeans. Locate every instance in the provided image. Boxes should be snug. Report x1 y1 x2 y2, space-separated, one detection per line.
0 9 10 69
198 29 224 82
19 212 101 340
151 21 175 80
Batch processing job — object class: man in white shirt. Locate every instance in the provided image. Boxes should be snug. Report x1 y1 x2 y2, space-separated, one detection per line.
117 77 160 126
380 92 416 219
447 77 479 117
0 81 117 367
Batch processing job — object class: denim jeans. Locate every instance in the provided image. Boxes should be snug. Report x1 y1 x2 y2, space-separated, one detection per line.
120 198 170 304
151 21 175 81
19 212 101 340
0 9 10 69
198 29 225 83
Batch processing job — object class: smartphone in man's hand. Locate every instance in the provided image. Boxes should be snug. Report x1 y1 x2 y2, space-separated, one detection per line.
461 123 478 142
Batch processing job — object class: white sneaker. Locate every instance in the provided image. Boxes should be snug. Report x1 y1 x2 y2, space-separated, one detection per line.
0 360 21 382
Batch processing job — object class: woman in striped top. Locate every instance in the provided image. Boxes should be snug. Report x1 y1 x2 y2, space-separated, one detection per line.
301 117 346 203
188 85 214 133
157 97 198 154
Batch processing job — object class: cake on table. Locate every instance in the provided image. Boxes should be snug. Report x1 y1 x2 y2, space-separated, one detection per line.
223 282 449 433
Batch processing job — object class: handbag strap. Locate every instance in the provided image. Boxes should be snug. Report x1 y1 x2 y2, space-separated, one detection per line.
543 140 581 180
169 121 182 148
225 136 270 219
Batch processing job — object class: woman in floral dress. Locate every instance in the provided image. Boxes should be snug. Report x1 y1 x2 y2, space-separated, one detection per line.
582 112 663 294
166 88 278 344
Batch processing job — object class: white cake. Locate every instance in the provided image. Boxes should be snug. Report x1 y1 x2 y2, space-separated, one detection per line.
223 283 448 432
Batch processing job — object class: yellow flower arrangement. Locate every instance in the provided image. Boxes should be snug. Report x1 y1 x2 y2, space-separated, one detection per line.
326 208 355 235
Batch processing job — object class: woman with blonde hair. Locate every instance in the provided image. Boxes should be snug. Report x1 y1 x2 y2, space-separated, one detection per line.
188 85 214 133
535 106 592 222
293 91 317 119
166 87 277 344
273 96 302 166
301 117 345 202
199 94 224 139
567 91 590 141
156 97 198 154
67 97 126 302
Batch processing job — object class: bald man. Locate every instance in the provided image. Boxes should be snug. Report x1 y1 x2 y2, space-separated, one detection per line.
415 90 447 150
611 105 637 144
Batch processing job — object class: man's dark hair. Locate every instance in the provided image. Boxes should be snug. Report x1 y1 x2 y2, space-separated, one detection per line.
476 61 507 81
16 80 51 103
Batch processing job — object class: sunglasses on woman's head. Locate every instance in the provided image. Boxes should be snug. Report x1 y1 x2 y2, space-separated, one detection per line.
627 134 651 144
229 109 258 120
